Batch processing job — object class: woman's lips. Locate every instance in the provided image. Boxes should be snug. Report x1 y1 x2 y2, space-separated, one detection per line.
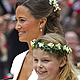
18 31 25 35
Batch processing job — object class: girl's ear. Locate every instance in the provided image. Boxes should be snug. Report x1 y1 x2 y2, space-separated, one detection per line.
59 56 66 67
40 17 47 28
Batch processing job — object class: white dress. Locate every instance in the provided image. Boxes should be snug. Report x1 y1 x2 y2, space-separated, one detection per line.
10 50 38 80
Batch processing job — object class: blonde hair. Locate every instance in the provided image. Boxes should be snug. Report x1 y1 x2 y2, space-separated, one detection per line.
59 55 80 80
39 33 80 80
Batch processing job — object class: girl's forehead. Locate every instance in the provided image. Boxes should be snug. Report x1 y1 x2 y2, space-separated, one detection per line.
33 48 55 57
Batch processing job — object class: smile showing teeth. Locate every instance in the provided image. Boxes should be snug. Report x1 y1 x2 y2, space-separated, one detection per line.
38 71 47 75
39 72 43 73
18 32 25 35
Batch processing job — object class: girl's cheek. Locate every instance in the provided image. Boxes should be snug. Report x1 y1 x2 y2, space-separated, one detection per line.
33 62 37 69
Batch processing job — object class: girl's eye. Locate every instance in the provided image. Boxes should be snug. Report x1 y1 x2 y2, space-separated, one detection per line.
43 60 49 62
34 59 38 62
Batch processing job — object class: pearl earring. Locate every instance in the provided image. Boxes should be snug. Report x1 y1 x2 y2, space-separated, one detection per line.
40 25 42 32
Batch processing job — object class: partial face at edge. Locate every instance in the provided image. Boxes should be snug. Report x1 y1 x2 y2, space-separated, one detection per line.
33 48 65 80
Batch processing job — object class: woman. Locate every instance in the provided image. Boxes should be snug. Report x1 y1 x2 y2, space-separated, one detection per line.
31 33 80 80
10 0 64 80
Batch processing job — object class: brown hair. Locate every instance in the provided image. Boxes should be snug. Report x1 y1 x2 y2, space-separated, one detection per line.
16 0 64 36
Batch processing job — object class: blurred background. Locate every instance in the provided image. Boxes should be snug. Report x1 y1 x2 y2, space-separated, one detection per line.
0 0 80 79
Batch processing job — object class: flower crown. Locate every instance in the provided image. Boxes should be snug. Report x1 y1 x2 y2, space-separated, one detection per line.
49 0 61 12
30 39 72 55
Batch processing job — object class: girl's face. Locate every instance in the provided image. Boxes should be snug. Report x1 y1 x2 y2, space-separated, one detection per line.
33 48 61 80
16 6 42 44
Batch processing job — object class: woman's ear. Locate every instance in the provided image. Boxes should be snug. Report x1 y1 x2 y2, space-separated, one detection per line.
40 17 47 28
59 56 66 67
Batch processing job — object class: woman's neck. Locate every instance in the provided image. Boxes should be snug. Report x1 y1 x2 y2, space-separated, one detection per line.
28 31 44 49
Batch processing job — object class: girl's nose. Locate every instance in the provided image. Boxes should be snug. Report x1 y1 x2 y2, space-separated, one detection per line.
37 61 43 69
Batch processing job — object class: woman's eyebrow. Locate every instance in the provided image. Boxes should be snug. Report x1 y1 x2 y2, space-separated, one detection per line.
18 17 27 20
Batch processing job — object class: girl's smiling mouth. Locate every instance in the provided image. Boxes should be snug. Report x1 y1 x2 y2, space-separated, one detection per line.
37 71 47 75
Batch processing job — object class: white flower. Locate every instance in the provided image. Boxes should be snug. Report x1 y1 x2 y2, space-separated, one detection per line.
38 42 44 47
33 39 36 42
65 47 72 54
30 41 35 48
66 47 70 53
48 43 54 48
49 0 61 12
56 4 58 7
56 43 61 49
63 45 67 50
69 48 72 53
30 41 34 46
63 45 72 54
30 39 36 48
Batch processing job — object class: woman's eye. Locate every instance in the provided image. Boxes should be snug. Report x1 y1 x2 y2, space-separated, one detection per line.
20 19 25 22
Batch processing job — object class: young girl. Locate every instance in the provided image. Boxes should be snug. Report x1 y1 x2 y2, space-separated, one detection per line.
31 33 80 80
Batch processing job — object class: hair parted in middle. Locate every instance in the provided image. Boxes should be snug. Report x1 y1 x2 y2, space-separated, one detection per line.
16 0 64 36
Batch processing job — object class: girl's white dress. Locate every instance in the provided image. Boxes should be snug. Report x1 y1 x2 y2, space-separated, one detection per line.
10 50 38 80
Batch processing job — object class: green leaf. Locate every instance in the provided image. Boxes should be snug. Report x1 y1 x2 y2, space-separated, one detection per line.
35 44 38 49
50 50 53 54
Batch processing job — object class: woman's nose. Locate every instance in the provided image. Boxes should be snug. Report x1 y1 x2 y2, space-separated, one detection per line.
15 25 21 30
15 21 22 30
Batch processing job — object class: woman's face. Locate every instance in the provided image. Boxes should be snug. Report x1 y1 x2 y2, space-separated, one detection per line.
16 6 42 43
33 48 61 80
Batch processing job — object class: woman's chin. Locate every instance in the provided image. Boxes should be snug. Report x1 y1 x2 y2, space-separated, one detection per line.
19 38 25 42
